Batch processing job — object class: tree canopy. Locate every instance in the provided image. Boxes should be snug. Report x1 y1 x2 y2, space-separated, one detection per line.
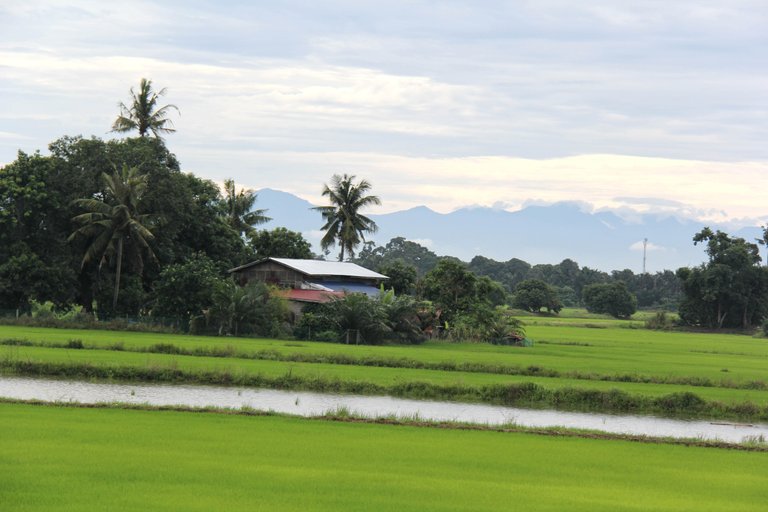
582 281 637 319
513 279 563 314
677 228 768 328
220 179 271 238
314 174 381 261
248 227 313 259
69 164 157 310
112 78 180 138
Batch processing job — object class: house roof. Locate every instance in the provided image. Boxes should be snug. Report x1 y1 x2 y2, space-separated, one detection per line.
230 257 388 280
275 289 345 303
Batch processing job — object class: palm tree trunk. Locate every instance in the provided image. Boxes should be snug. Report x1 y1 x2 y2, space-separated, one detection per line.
113 237 124 310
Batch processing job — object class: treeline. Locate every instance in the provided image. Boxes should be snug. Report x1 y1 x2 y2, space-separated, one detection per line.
0 135 309 323
354 237 683 310
2 136 763 334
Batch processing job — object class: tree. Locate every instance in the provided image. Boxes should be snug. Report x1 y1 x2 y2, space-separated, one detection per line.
419 259 507 325
315 293 390 344
209 280 287 336
582 282 637 319
69 165 157 311
314 174 381 261
248 227 312 259
677 228 768 328
378 259 418 295
152 253 223 320
513 279 563 313
355 237 440 276
221 178 271 238
111 78 180 138
0 151 79 309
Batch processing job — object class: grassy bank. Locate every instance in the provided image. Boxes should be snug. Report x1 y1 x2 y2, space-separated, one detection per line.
2 402 766 512
2 323 767 385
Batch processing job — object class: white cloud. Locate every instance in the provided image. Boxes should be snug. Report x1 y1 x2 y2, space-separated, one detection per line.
2 0 768 227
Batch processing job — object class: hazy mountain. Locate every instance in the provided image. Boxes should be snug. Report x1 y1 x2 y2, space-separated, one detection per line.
255 188 763 272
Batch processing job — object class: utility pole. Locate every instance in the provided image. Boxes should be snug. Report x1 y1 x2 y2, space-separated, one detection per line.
642 238 648 274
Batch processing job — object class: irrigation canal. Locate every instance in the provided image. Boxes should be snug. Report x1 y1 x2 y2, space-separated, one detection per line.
2 376 767 444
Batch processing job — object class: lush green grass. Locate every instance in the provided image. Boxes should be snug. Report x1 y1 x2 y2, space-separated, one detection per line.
2 323 767 386
2 402 767 512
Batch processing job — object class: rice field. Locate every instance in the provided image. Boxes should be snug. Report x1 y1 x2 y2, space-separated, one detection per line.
3 402 767 512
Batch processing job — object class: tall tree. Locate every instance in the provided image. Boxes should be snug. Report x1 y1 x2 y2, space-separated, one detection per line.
677 228 768 328
314 174 381 261
221 178 271 238
69 165 157 310
111 78 179 138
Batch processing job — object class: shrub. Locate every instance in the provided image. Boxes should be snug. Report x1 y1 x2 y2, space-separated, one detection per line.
645 311 673 330
65 339 84 349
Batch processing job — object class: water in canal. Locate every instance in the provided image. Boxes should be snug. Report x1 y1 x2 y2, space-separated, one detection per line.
2 376 766 444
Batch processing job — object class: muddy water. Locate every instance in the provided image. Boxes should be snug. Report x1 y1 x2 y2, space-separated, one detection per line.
2 376 767 443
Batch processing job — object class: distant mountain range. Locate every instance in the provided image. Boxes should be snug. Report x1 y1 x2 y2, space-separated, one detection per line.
255 188 764 273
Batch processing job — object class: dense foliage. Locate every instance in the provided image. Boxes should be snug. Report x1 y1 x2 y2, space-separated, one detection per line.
512 279 563 313
582 282 638 319
295 291 430 344
356 239 682 310
248 227 313 259
676 228 768 329
0 136 251 315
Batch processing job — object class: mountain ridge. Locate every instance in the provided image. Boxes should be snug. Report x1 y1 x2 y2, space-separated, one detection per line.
254 188 762 272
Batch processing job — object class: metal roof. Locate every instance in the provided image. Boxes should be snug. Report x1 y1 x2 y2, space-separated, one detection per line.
272 258 388 279
230 257 388 280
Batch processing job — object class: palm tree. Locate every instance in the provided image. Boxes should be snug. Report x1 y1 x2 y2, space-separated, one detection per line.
221 178 271 238
111 78 179 138
69 165 157 310
313 174 381 261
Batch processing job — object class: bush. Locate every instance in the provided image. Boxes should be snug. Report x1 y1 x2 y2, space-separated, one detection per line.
445 306 527 345
296 292 432 345
65 339 84 349
645 311 674 330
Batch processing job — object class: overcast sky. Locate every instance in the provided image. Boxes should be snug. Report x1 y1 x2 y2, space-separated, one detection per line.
2 1 767 224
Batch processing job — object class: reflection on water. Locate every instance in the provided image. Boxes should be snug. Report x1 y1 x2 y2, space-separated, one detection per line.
1 376 767 443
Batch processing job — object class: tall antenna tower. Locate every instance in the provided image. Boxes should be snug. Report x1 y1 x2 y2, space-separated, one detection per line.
642 238 648 274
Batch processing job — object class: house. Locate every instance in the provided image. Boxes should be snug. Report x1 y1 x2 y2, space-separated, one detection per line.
229 257 389 316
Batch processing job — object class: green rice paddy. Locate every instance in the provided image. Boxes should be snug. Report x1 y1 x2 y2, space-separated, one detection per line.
3 318 768 510
2 402 767 512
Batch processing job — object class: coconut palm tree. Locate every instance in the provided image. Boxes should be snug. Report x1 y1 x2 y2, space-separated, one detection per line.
111 78 179 138
314 174 381 261
221 178 271 238
69 164 157 310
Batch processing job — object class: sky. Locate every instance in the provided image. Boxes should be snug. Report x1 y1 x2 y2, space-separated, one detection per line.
1 1 767 226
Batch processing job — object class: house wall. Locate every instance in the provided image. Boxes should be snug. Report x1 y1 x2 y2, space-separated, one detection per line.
234 262 305 287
